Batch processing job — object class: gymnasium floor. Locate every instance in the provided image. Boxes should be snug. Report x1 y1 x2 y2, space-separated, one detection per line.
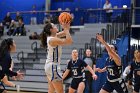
7 91 45 93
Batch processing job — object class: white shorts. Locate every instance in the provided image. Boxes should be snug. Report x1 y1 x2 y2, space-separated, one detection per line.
44 62 62 81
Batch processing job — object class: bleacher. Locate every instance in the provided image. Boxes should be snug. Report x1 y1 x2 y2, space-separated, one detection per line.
0 20 135 93
0 23 109 92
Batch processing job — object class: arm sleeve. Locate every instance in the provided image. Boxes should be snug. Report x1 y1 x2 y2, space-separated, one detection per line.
82 60 88 67
67 61 71 70
92 57 96 65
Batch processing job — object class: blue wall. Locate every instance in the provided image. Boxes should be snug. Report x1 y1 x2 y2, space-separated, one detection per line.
51 0 131 25
51 0 131 10
0 0 131 24
0 0 45 24
135 0 140 24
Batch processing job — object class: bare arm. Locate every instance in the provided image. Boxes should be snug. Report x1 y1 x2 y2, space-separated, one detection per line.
86 65 97 80
2 76 16 87
86 65 96 76
96 34 121 66
56 31 66 38
62 69 70 80
10 61 14 71
50 23 72 46
93 64 96 73
56 22 71 38
96 67 106 73
50 30 73 46
101 67 107 72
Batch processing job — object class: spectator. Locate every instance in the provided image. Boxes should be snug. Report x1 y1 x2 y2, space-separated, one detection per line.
103 0 113 22
83 49 96 93
0 23 4 38
7 20 16 36
13 19 25 36
31 4 37 25
44 16 52 25
51 14 59 24
3 12 12 28
15 12 23 22
70 13 74 25
29 32 40 40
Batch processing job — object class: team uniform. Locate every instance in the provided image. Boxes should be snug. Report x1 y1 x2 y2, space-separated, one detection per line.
44 37 62 81
0 52 17 92
67 58 87 90
102 58 128 93
129 61 140 92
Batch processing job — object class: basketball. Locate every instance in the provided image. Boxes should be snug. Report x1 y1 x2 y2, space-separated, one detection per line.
58 12 72 24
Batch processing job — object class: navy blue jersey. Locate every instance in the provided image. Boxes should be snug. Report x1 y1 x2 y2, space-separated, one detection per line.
105 58 122 80
67 58 87 78
129 61 140 83
0 52 17 79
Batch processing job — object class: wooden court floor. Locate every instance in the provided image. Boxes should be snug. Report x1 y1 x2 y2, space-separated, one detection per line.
7 91 46 93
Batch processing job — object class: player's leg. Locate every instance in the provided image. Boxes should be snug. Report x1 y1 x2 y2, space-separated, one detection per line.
45 63 55 93
68 87 76 93
46 77 55 93
52 80 63 93
77 82 85 93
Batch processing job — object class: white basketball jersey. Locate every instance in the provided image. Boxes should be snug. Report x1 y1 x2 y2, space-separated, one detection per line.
46 37 62 64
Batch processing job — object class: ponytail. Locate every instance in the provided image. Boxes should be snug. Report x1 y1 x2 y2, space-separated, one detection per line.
40 23 52 48
40 31 47 48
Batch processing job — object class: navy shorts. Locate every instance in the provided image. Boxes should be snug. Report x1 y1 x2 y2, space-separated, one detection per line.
70 78 86 90
102 79 128 93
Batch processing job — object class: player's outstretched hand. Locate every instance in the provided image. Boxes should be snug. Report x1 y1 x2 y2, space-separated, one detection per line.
92 74 98 80
96 34 104 43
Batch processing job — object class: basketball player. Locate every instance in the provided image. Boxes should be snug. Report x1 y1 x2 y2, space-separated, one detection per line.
128 49 140 93
62 49 97 93
96 34 128 93
0 38 24 93
40 22 72 93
